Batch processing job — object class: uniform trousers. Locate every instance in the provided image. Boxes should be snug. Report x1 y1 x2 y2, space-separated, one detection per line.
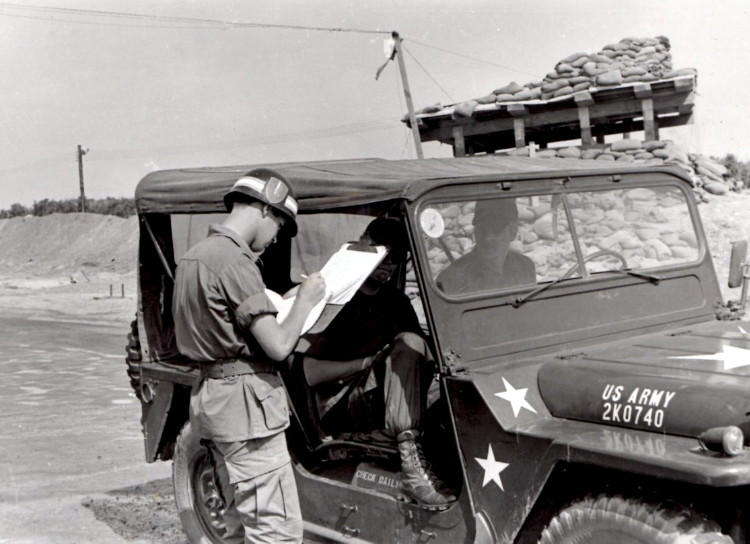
213 434 303 543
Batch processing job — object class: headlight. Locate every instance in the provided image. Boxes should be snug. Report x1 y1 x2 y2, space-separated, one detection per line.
697 426 744 457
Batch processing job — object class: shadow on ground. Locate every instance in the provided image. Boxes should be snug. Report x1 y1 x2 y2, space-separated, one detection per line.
82 478 187 544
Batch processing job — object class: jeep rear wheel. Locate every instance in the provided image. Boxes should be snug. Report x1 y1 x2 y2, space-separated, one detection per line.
173 422 228 544
538 496 732 544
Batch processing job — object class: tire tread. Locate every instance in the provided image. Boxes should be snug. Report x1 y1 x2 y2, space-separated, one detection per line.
539 495 733 544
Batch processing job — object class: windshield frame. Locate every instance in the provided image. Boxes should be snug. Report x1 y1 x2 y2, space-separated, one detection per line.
412 174 706 304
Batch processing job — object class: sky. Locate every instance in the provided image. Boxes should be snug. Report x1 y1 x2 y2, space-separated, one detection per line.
0 0 748 210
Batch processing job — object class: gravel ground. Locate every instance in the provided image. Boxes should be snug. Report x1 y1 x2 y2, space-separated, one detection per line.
82 479 186 544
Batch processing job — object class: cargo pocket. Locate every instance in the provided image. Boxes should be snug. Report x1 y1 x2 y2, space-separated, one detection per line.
249 375 289 432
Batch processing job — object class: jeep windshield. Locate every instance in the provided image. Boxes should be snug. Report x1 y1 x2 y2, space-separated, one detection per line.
418 184 700 299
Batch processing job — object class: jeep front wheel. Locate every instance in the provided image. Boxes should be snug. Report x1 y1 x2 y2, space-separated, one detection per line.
538 496 732 544
173 422 229 544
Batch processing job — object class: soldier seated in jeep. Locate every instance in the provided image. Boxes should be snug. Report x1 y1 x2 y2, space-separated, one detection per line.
437 197 536 294
300 217 455 509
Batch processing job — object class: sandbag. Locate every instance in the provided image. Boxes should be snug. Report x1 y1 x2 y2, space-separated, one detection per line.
452 100 478 119
596 70 623 86
610 139 642 152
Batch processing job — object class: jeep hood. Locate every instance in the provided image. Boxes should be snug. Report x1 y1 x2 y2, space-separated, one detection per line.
537 319 750 439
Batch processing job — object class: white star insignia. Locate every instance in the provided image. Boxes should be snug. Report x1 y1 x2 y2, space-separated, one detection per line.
670 345 750 370
494 377 537 417
475 445 509 490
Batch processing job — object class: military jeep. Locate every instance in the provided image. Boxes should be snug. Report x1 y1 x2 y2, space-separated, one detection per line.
127 155 750 543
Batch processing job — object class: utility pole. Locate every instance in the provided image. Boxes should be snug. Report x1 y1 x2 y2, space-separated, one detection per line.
77 144 88 212
392 32 424 159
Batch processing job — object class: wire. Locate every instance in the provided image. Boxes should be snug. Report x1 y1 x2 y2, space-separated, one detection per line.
408 37 538 79
0 154 73 175
0 2 540 84
402 44 454 103
87 120 398 159
0 120 401 174
0 2 389 34
0 11 212 29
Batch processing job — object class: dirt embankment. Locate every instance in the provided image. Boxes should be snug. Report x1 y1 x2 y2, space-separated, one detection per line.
0 213 140 324
0 213 138 283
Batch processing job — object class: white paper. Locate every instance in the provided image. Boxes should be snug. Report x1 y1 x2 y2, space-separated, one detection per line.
319 243 387 304
265 289 325 335
267 243 387 334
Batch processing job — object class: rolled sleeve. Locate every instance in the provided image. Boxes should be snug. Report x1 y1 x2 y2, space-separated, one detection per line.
236 291 278 329
219 258 277 330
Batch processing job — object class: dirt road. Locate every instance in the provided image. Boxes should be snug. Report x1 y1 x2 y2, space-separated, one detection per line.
0 292 185 543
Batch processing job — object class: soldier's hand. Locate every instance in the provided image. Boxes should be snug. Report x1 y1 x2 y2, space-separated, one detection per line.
297 272 326 306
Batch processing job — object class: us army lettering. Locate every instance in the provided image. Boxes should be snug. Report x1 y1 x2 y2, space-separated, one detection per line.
601 384 677 428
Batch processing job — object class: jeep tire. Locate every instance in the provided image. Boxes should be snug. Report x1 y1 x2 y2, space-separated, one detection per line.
125 319 142 399
539 495 732 544
173 422 228 544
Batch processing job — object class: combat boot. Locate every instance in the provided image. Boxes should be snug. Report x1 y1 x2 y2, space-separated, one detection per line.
397 430 456 510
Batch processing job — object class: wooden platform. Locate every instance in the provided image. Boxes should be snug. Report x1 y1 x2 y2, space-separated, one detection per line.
409 75 696 157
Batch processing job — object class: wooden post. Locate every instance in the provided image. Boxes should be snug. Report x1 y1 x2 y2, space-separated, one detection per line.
578 106 592 146
642 98 656 141
508 104 527 149
634 83 656 141
574 92 595 146
452 126 466 157
513 118 525 149
77 145 87 213
392 32 424 159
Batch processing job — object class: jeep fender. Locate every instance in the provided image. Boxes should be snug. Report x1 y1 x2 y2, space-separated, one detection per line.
446 375 750 542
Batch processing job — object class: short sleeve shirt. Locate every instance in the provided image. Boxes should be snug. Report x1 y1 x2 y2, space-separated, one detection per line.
173 224 277 362
173 224 290 445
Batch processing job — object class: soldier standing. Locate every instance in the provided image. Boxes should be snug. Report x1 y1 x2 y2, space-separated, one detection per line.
172 168 326 543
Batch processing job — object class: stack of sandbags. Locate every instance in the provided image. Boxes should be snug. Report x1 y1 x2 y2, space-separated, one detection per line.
535 35 688 101
506 139 737 198
413 36 697 119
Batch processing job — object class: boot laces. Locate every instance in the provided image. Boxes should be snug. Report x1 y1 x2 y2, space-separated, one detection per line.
414 441 446 489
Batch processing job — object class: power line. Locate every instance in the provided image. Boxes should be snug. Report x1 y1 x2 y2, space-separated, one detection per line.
0 120 400 174
0 2 388 34
0 2 537 77
90 121 398 159
402 44 454 103
407 37 538 79
0 11 211 30
0 2 540 84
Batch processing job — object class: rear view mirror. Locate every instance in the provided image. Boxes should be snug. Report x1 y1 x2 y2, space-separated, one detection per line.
729 240 748 288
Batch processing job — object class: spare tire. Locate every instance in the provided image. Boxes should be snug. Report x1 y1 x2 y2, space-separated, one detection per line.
125 318 143 399
539 495 732 544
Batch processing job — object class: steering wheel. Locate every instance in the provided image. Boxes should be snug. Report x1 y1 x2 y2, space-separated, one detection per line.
560 249 628 280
